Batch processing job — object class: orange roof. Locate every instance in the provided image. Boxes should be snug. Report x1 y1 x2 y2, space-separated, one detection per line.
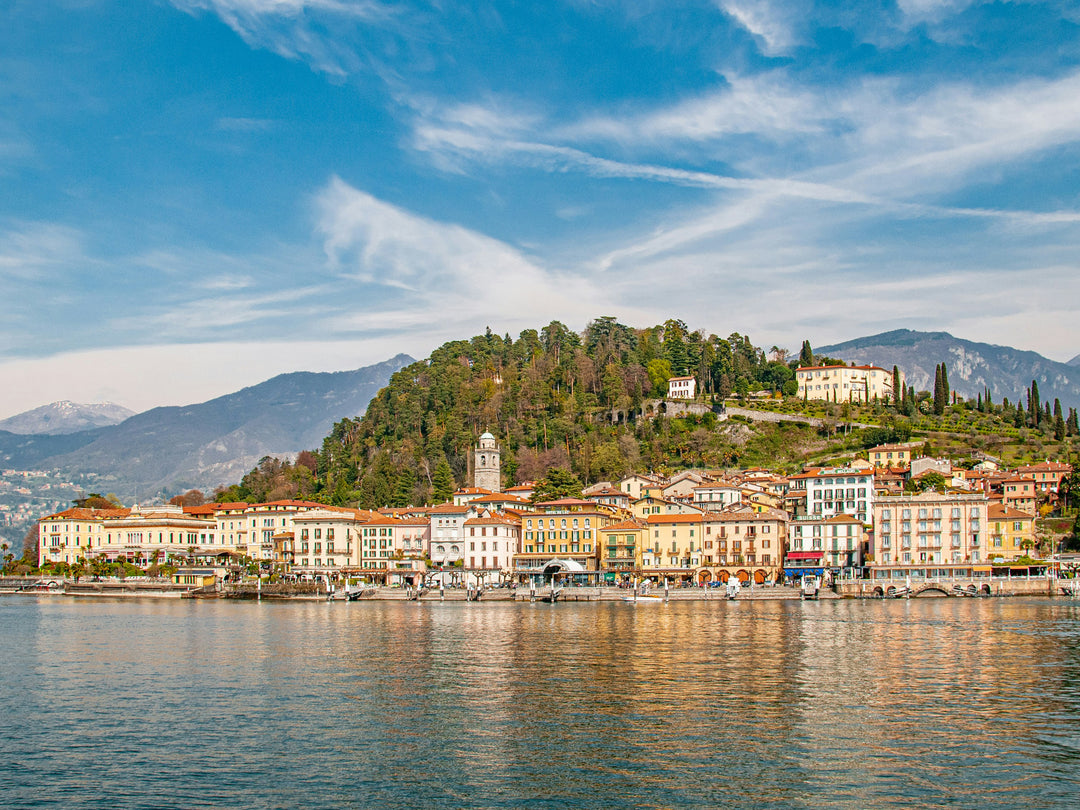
604 519 646 531
41 507 131 521
464 516 519 526
429 503 470 514
988 504 1032 520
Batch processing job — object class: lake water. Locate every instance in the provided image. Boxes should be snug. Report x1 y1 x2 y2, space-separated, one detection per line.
1 596 1079 809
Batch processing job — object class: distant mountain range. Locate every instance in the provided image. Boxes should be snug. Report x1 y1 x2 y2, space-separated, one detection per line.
0 355 412 498
0 401 134 434
818 330 1080 410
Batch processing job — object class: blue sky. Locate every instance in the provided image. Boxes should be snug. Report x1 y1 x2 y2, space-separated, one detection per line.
4 0 1080 417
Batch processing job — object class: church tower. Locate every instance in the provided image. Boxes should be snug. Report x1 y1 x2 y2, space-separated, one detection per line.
473 431 501 492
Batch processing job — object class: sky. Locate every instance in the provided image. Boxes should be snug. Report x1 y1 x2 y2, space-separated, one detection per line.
4 0 1080 418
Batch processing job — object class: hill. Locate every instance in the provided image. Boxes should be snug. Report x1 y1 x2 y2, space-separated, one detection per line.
0 401 135 435
0 355 412 498
817 330 1080 410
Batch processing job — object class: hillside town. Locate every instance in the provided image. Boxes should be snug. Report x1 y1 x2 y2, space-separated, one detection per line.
33 391 1074 593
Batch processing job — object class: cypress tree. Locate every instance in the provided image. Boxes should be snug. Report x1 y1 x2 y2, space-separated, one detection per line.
1030 380 1040 426
799 340 814 367
941 362 950 406
1054 399 1066 441
1045 402 1053 429
977 392 982 412
892 365 901 406
1068 408 1079 436
933 364 945 415
1014 399 1025 428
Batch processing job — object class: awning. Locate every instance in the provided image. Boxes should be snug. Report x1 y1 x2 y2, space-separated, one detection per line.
785 551 824 561
784 567 825 575
973 565 992 572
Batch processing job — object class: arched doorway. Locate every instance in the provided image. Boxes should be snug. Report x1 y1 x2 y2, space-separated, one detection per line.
753 570 766 585
697 570 711 585
736 569 750 583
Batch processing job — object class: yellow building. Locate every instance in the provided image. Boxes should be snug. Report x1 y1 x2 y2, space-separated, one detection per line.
38 506 130 567
643 513 703 582
988 504 1035 560
600 520 645 579
516 500 612 581
868 444 912 469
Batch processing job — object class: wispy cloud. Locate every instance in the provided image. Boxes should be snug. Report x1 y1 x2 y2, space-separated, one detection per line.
314 175 653 336
0 221 90 280
171 0 403 76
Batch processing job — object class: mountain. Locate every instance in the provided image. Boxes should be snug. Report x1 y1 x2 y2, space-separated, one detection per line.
817 330 1080 409
0 401 134 434
0 355 413 497
1068 354 1080 367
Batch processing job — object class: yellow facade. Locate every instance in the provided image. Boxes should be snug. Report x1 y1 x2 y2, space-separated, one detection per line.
988 504 1035 560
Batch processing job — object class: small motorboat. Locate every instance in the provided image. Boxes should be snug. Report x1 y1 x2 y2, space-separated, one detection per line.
800 575 819 600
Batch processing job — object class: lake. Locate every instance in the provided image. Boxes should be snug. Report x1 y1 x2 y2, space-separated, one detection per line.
1 596 1079 808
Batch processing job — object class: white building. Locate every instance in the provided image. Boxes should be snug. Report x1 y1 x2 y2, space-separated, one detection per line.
790 467 874 525
795 364 899 402
667 375 697 399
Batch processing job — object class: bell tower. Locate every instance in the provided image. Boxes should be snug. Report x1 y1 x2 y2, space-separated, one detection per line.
473 431 501 492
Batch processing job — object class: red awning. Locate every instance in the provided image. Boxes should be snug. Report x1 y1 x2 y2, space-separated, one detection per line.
785 551 824 560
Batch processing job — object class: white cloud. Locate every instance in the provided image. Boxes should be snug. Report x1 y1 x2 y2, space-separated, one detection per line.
171 0 399 76
717 0 802 55
314 175 652 337
0 221 90 280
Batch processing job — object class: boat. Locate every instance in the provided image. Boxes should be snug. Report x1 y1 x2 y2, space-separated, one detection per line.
725 580 741 600
800 575 819 600
623 594 664 603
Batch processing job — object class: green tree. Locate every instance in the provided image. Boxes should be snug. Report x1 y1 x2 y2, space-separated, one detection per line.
799 340 814 367
432 458 455 503
647 358 673 397
532 468 583 502
1054 399 1066 441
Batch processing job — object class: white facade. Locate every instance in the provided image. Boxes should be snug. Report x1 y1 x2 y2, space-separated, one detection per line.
473 431 501 492
667 376 696 399
796 365 898 402
802 468 874 524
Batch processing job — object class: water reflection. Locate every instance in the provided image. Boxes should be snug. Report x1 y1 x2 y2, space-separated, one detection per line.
1 597 1079 808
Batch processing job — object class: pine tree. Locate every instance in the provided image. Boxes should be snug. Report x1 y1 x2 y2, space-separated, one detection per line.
1044 402 1052 429
432 458 455 504
1068 408 1079 436
392 466 416 508
977 392 982 412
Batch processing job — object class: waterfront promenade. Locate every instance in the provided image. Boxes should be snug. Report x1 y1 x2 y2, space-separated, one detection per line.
1 575 1067 600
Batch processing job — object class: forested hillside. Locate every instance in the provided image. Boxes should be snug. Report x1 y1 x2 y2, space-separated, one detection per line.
216 318 804 508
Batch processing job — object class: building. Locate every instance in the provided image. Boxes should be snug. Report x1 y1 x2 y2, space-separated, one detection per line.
429 503 475 568
1001 476 1037 516
38 506 130 567
1015 462 1072 495
667 375 696 399
600 519 645 580
868 444 913 469
473 431 502 492
463 514 520 584
871 492 990 568
987 503 1035 560
287 508 372 574
787 514 866 576
789 467 874 524
795 364 899 402
516 502 611 582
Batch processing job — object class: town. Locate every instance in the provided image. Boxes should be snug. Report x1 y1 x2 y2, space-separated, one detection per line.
27 365 1078 599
